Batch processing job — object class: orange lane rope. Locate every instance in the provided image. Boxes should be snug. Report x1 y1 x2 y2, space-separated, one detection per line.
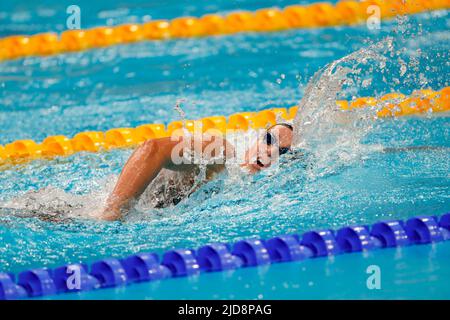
0 87 448 166
0 0 449 62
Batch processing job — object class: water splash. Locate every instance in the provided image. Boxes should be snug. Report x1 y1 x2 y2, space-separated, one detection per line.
1 179 114 221
291 41 391 178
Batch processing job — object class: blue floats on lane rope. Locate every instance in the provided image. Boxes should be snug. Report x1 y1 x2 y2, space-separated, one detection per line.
336 226 378 252
162 249 200 277
370 220 410 248
197 243 243 272
440 212 450 230
121 253 171 282
17 268 57 297
90 258 128 288
404 216 443 244
232 239 271 267
300 229 340 257
1 212 450 300
265 235 313 262
439 213 450 240
53 264 100 293
0 273 27 300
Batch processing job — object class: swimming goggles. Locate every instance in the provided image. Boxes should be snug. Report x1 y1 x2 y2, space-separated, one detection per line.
264 131 291 155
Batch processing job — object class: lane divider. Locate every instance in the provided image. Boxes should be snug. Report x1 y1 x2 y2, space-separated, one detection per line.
0 87 448 167
1 212 449 299
1 0 449 61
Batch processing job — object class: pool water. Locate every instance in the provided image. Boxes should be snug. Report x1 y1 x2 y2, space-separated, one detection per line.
0 1 449 299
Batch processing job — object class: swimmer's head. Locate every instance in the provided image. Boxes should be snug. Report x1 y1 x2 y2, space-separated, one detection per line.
243 123 294 173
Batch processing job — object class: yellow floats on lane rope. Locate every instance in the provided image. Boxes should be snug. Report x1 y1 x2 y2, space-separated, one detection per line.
1 0 449 61
0 87 449 166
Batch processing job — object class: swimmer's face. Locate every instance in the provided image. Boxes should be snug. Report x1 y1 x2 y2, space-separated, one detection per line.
243 124 293 173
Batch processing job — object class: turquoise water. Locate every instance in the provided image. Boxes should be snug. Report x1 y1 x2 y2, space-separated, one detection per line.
0 1 449 299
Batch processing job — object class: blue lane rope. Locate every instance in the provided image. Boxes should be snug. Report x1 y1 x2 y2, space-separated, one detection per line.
1 212 449 300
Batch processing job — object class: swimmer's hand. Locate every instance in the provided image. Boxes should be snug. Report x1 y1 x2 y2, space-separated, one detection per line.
100 204 123 221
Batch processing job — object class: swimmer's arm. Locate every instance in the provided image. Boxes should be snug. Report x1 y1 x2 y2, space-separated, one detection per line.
102 138 175 221
102 135 234 221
